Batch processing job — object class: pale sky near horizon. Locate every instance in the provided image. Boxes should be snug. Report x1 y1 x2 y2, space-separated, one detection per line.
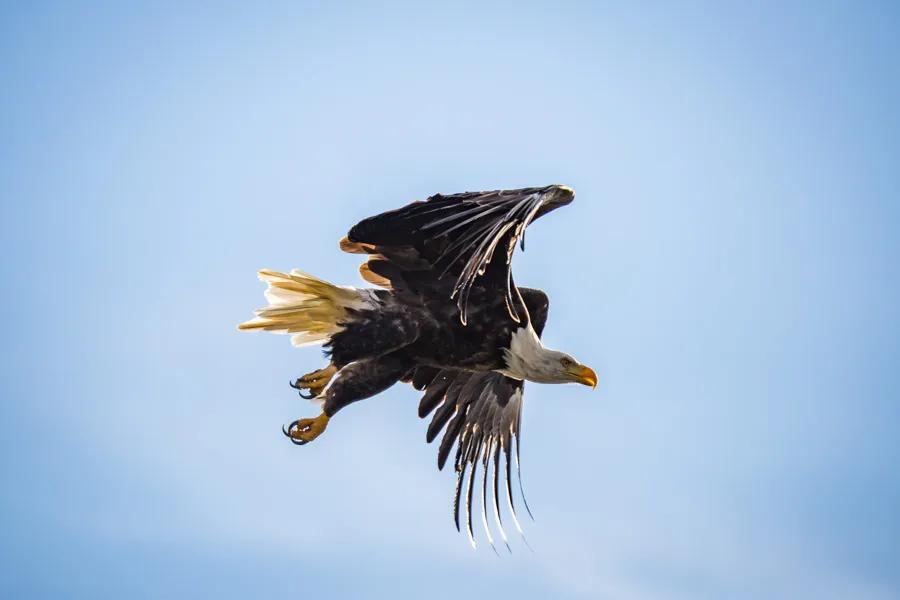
2 2 899 598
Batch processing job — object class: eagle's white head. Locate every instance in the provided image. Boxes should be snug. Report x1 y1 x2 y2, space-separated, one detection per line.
499 325 597 387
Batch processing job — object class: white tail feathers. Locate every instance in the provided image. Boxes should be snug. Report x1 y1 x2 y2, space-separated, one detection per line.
238 269 373 347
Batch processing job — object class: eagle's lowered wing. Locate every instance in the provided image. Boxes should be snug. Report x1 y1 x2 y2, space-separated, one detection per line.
414 369 529 552
402 288 549 550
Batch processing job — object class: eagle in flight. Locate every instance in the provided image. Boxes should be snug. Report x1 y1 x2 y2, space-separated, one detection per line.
239 185 597 550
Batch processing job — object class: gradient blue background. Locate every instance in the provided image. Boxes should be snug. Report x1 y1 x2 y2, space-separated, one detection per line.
2 2 899 598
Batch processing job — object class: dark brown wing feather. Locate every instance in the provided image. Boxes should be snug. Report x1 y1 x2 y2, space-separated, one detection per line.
417 369 528 551
342 185 572 324
400 288 550 550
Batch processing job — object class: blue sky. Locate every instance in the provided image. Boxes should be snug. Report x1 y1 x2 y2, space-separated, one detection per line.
2 2 899 598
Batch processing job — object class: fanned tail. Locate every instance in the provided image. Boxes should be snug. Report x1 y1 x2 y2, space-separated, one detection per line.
238 269 373 347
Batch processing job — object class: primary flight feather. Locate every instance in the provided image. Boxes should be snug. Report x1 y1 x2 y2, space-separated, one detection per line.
239 184 597 549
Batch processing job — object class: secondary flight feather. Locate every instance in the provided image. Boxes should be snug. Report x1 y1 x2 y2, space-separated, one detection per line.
239 184 597 549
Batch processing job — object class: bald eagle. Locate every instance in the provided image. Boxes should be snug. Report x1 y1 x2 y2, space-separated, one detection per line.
239 185 597 549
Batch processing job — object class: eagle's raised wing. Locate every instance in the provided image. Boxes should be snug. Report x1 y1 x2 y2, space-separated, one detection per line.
403 288 549 550
341 185 573 323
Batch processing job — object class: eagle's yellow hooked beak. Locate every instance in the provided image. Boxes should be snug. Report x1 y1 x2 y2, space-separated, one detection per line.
568 364 598 388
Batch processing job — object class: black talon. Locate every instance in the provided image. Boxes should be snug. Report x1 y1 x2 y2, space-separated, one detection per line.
289 380 301 390
282 422 309 446
298 389 316 399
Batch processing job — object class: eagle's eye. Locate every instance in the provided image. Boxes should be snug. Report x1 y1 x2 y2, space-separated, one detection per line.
560 357 573 368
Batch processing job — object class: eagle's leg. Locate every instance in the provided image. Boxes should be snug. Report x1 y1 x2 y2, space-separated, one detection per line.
284 353 411 446
290 364 338 399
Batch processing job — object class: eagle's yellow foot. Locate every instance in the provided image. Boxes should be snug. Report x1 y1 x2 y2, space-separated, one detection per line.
283 412 330 446
290 365 337 399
